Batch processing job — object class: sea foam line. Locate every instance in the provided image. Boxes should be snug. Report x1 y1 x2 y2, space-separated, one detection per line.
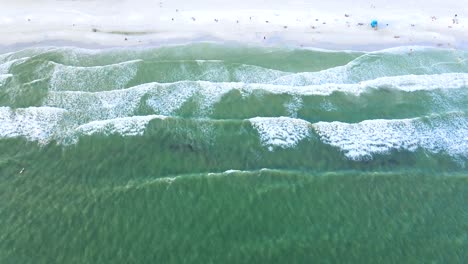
49 60 142 92
75 115 167 137
313 112 468 160
0 106 167 144
0 57 30 74
44 73 468 122
249 116 311 151
0 106 68 144
1 105 466 163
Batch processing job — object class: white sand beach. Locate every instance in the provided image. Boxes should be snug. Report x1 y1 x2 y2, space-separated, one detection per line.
0 0 466 50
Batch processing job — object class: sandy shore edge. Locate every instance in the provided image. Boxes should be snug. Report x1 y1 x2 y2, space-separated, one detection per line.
1 0 467 52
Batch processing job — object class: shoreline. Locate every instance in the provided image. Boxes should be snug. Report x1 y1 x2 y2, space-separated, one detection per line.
1 39 467 56
1 0 466 52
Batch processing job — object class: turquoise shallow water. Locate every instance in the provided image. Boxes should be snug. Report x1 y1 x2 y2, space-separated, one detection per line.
0 43 467 263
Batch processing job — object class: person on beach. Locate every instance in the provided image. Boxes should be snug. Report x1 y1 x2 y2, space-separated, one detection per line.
371 20 378 30
452 14 459 24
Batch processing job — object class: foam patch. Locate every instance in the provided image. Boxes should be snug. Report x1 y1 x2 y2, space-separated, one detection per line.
250 116 311 151
0 74 12 86
0 57 30 74
232 64 288 83
271 66 349 86
46 84 152 122
314 112 468 160
146 81 235 115
270 49 468 86
0 106 68 144
44 73 467 124
75 115 166 137
284 96 303 117
246 73 468 96
363 73 468 92
49 60 141 92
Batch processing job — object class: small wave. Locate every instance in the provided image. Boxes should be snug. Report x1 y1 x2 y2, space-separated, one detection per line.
265 73 468 95
272 48 467 86
113 168 307 191
361 73 468 92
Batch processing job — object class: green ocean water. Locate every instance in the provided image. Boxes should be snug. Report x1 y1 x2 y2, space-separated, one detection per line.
0 43 467 263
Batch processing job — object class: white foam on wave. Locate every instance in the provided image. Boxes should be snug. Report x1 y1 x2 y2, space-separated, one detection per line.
362 73 468 92
49 60 141 92
75 115 166 137
146 81 236 115
0 106 68 144
45 80 234 121
223 169 243 174
46 83 153 122
0 47 57 63
319 100 337 112
166 60 288 84
145 82 199 115
47 80 233 118
51 47 103 65
314 112 468 160
249 116 311 151
0 52 14 63
190 81 238 114
0 106 167 144
194 60 231 81
44 72 467 125
368 46 435 55
0 74 12 86
269 49 467 86
22 77 48 86
233 64 288 83
284 96 303 117
271 66 349 86
247 73 468 96
0 57 30 74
